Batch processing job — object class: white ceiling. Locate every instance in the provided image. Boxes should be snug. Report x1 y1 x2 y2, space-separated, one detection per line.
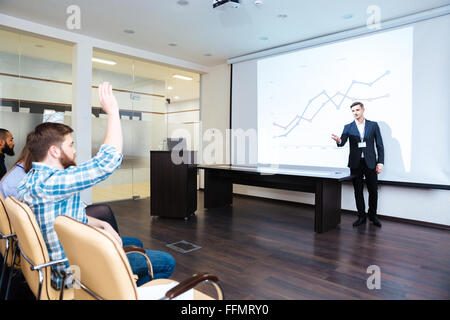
0 0 449 67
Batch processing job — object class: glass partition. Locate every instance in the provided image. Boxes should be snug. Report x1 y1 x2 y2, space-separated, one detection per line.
0 28 72 171
0 28 201 204
91 49 200 203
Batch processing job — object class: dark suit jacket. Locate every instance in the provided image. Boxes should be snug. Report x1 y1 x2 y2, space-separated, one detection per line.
337 119 384 169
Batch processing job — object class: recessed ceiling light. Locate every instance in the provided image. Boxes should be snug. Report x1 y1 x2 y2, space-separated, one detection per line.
167 86 173 90
173 74 192 81
124 29 135 34
168 43 178 47
259 36 269 41
92 57 117 65
342 13 354 19
277 14 288 18
177 0 189 5
174 96 180 100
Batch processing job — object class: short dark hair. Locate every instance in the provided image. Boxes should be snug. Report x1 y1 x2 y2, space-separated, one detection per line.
350 101 364 109
28 122 73 162
0 128 9 141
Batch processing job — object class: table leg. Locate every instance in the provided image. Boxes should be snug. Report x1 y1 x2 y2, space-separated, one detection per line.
204 170 233 209
315 180 342 233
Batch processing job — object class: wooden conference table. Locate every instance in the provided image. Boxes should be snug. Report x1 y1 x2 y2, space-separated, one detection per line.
198 164 353 233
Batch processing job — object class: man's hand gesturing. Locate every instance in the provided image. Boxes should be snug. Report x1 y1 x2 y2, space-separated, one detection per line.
331 134 341 144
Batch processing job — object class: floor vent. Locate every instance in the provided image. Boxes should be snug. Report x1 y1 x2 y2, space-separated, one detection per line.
166 240 202 254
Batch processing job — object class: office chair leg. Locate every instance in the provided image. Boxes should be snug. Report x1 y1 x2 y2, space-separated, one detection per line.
0 239 10 298
59 271 67 300
36 269 44 300
4 241 17 300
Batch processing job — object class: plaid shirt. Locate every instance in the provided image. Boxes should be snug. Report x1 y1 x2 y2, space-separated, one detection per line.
17 144 123 288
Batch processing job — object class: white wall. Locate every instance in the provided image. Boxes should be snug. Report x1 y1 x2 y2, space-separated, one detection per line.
199 63 231 188
200 63 450 227
167 99 200 151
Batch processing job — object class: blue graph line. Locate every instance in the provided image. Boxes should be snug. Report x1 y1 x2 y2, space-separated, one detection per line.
272 70 390 138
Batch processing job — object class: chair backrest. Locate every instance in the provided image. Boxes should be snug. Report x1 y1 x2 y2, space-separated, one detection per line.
3 197 71 300
54 215 138 300
0 195 15 265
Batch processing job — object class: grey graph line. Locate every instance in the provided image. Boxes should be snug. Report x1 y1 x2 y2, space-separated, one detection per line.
272 70 390 138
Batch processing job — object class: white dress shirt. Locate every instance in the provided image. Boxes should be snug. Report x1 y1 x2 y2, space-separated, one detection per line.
355 119 383 167
355 119 365 158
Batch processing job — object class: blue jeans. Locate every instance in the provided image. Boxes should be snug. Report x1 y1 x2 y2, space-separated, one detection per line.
122 237 176 287
122 236 143 248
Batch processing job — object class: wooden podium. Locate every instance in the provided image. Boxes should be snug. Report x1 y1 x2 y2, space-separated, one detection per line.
150 150 197 219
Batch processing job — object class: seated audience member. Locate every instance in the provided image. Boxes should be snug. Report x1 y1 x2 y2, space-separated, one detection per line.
0 129 15 179
0 139 32 199
17 83 175 288
0 139 142 247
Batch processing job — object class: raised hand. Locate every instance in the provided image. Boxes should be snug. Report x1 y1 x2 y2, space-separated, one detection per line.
98 82 119 115
98 81 123 152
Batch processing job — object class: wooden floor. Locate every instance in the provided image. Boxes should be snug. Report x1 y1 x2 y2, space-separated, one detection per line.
109 192 450 300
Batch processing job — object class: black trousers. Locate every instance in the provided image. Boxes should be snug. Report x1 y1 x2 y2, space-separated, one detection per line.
351 158 378 219
85 204 120 234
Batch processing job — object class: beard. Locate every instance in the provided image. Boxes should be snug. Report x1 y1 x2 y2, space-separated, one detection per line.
3 144 14 156
59 149 77 169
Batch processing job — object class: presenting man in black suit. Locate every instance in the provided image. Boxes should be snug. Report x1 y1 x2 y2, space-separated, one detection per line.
331 102 384 228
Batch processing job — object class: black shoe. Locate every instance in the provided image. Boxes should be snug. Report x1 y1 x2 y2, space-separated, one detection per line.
369 216 382 227
352 217 366 227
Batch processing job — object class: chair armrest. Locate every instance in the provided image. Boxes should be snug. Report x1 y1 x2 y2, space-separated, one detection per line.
123 245 146 255
123 246 154 280
31 258 69 271
165 273 223 300
0 232 16 240
18 241 68 272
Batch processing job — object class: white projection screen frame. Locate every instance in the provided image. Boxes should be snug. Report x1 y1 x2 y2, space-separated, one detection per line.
231 14 450 188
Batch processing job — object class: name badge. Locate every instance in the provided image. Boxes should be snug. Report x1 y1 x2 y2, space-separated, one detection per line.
358 142 366 148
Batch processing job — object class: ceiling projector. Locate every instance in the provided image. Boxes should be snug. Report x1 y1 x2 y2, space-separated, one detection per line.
213 0 241 10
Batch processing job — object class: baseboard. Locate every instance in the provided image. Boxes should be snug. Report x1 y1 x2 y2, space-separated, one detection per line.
340 209 450 231
198 189 450 231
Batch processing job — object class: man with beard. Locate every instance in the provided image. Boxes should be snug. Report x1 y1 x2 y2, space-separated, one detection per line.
0 129 15 179
17 82 175 290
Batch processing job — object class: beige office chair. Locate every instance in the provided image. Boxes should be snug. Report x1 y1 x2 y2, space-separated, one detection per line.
0 194 20 299
3 197 73 300
54 215 224 300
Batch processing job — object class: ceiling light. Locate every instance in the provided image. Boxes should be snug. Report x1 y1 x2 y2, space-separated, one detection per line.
173 74 192 81
92 57 117 65
174 96 180 100
167 86 173 90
